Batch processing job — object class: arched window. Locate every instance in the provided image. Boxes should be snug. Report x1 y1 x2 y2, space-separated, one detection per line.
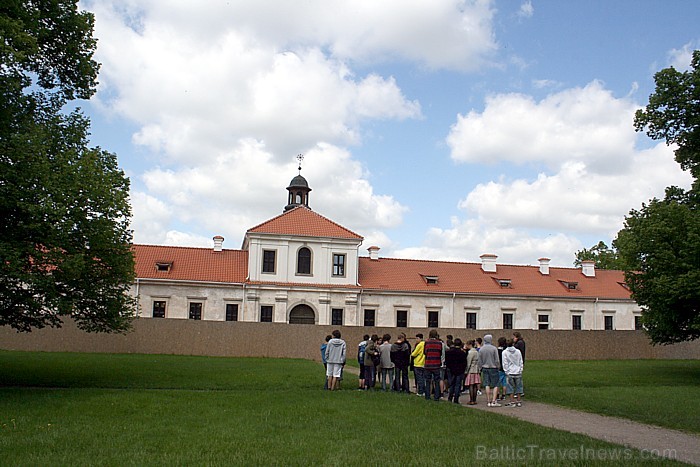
295 192 302 204
297 247 311 274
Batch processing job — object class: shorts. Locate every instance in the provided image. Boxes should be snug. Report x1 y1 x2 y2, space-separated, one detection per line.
482 368 500 388
326 362 343 378
498 370 507 387
506 374 523 395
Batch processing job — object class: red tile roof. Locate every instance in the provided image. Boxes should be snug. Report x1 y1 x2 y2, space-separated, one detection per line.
247 206 363 240
133 244 248 283
358 257 631 300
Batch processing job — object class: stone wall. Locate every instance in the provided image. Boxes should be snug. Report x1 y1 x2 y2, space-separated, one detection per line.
1 318 699 360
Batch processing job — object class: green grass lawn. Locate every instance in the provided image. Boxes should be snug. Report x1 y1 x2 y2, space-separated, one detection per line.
524 360 700 433
0 351 689 466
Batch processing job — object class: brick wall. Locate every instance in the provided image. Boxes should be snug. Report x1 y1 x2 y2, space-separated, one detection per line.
1 318 699 360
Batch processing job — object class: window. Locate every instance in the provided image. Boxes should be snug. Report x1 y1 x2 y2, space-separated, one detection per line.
155 262 172 272
396 310 408 328
428 310 439 328
332 254 346 277
297 247 311 275
189 302 202 320
152 301 166 318
634 315 642 330
503 313 513 330
262 250 276 273
225 304 238 322
260 305 273 323
364 309 375 327
466 312 477 329
572 315 582 330
604 315 614 330
424 275 438 285
496 279 511 288
561 280 578 290
538 314 549 330
331 308 343 326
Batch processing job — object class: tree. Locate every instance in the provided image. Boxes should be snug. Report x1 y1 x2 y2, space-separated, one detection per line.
574 241 624 270
617 50 700 344
0 0 137 333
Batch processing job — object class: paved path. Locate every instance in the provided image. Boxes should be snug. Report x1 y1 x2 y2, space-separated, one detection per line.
463 399 700 466
345 367 699 465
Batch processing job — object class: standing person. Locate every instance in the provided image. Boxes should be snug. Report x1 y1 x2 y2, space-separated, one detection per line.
324 330 346 391
478 334 501 407
357 334 369 390
445 338 467 404
411 334 426 396
497 336 507 401
321 335 331 390
502 338 524 407
364 334 379 390
464 340 481 405
513 331 526 396
391 333 411 393
475 337 483 395
379 334 395 391
423 330 444 401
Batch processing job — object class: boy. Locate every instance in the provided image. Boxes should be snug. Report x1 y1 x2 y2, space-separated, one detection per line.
502 338 524 407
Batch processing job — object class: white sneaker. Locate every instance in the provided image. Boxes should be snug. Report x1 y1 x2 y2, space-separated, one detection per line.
491 401 501 407
486 402 493 407
477 390 482 396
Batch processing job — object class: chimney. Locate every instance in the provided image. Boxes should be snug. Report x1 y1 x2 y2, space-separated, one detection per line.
538 257 551 275
213 235 224 252
480 254 497 273
368 246 380 261
581 260 595 277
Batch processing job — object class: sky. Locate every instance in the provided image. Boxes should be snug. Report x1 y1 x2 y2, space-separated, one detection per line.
80 0 699 267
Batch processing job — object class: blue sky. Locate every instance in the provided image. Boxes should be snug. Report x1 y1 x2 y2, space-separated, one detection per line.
81 0 698 266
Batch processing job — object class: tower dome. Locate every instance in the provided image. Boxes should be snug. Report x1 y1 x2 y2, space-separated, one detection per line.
284 167 312 211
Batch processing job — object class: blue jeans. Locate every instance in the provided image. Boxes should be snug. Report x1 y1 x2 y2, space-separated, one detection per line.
424 368 442 401
394 365 410 392
448 373 464 402
381 367 395 391
414 367 426 395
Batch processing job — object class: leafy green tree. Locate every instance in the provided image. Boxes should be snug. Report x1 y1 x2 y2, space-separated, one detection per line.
574 241 624 270
618 50 700 344
1 0 136 333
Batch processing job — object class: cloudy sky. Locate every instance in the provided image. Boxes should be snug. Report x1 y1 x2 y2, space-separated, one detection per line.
81 0 698 267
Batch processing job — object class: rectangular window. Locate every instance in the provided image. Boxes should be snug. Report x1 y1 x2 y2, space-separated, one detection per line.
260 305 273 323
262 250 276 273
152 301 166 318
572 315 582 330
538 314 549 330
604 315 614 330
189 302 202 320
331 308 343 326
502 313 513 330
428 310 439 328
396 310 408 328
225 303 238 322
332 254 346 277
466 312 477 329
364 309 375 327
634 315 642 330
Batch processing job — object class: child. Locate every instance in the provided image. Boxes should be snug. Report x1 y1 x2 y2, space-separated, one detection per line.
502 338 524 407
464 340 481 405
497 336 507 401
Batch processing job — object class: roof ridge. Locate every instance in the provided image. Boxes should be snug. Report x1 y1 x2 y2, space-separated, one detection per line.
248 205 363 239
133 244 245 253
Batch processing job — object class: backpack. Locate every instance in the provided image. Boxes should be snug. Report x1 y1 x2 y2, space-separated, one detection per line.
358 341 366 365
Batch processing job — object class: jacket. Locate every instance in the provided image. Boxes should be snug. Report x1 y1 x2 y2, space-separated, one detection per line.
445 347 467 376
423 339 444 369
502 346 523 376
324 338 346 364
411 340 426 368
364 340 379 367
477 334 500 369
391 341 411 368
466 348 480 374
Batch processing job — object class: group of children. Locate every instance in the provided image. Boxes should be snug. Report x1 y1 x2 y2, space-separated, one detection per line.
349 331 525 408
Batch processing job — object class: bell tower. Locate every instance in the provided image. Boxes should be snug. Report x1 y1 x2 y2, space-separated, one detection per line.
284 154 312 212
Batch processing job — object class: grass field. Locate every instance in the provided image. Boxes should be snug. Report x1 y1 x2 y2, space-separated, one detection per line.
0 351 690 466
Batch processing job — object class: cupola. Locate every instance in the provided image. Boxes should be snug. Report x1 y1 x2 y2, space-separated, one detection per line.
284 155 312 211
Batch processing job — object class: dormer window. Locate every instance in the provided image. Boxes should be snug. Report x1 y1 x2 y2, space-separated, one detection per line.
155 262 172 272
423 275 439 285
618 282 630 291
560 280 579 290
496 278 512 288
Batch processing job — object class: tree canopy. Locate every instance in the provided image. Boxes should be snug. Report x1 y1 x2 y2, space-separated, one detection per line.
1 0 137 333
574 241 624 270
619 50 700 344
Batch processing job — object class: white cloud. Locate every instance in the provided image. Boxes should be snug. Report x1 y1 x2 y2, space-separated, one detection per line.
667 42 698 71
517 1 534 19
446 81 639 174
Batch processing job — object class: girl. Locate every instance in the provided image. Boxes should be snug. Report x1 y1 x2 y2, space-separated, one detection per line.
465 340 481 405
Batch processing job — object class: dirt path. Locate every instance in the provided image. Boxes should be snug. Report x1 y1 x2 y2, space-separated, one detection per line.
463 399 700 465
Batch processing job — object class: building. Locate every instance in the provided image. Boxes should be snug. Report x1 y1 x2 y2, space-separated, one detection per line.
133 172 641 331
